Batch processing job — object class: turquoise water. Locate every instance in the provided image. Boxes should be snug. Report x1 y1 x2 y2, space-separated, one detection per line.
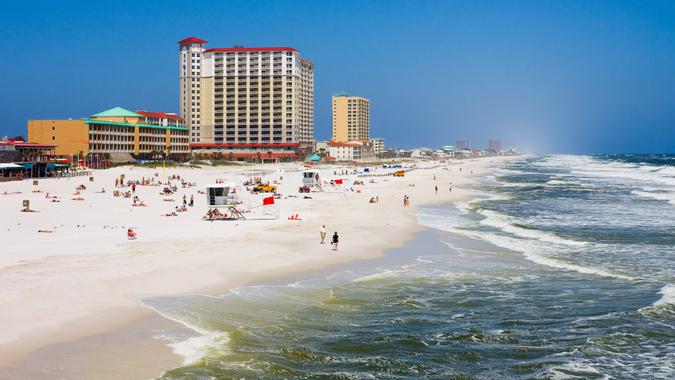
147 155 674 379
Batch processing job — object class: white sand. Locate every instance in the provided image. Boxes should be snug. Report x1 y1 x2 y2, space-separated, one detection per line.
0 157 515 368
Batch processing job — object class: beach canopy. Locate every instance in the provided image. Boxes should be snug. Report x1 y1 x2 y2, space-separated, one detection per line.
0 163 23 169
310 153 321 161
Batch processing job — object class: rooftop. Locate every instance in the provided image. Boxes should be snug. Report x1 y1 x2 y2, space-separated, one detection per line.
135 110 183 121
178 37 207 45
91 107 141 118
204 46 299 53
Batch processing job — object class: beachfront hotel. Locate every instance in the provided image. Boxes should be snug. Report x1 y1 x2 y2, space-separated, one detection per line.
331 93 370 142
179 37 314 162
28 107 190 160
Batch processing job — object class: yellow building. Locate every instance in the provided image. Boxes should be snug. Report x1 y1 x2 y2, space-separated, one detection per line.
332 93 370 142
28 107 190 160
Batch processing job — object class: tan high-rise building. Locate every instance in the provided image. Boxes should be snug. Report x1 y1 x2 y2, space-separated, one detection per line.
178 37 314 161
331 93 370 142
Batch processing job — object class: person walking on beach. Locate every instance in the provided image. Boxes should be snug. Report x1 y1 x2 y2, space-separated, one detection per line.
183 195 187 207
132 183 136 193
189 195 194 207
320 225 327 244
435 185 438 195
332 231 339 251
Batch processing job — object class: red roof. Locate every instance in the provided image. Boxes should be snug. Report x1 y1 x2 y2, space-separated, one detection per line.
327 141 360 148
135 111 183 121
204 47 298 53
178 37 207 45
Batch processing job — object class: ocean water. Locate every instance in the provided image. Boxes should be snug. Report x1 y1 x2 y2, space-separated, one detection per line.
146 155 675 379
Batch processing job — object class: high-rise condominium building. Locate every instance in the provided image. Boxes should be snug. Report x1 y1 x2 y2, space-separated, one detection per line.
179 37 314 161
331 93 370 142
488 139 502 152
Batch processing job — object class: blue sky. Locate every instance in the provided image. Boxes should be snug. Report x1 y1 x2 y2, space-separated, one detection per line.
1 0 674 153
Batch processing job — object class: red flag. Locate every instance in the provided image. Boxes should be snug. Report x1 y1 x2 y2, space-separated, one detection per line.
263 196 274 205
335 179 343 185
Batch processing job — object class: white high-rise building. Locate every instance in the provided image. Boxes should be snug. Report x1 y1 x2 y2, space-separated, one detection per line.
178 37 314 161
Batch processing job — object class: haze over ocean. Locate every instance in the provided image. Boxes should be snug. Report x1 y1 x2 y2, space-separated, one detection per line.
1 0 674 153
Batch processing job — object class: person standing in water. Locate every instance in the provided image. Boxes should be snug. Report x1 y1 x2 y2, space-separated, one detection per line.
332 232 339 251
320 225 327 244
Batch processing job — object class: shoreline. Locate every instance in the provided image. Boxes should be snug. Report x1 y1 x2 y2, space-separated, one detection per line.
0 156 517 379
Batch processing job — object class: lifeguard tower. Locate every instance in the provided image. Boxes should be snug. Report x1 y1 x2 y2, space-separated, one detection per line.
205 182 246 220
301 170 323 192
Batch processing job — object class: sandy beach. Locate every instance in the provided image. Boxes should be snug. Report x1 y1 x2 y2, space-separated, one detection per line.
0 156 514 379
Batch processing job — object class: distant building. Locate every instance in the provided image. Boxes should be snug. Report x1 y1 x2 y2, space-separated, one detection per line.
314 140 329 152
456 140 470 149
332 93 370 142
410 149 427 158
0 137 61 178
370 137 385 155
28 107 190 160
178 37 314 161
488 139 502 152
327 140 375 161
441 145 456 157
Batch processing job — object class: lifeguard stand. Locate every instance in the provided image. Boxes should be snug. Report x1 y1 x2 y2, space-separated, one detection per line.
302 171 323 192
205 183 245 220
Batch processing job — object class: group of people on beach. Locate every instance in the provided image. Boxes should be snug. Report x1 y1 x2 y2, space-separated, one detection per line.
320 225 339 251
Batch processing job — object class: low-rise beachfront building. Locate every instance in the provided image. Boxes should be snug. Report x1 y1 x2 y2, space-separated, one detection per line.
327 140 375 162
327 141 357 161
28 107 190 161
0 138 64 178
